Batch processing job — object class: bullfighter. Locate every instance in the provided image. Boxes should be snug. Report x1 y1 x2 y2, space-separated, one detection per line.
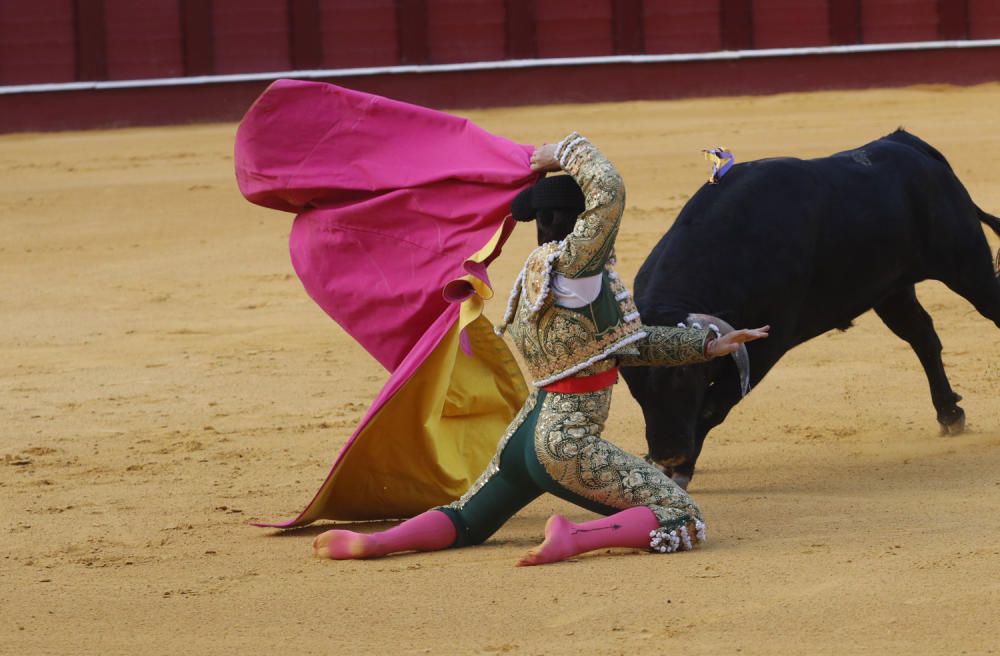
313 134 769 565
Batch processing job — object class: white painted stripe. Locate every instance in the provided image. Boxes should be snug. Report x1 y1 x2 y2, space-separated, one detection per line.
3 38 1000 96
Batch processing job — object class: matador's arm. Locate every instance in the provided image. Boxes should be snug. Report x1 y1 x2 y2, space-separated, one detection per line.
617 324 713 368
551 134 625 279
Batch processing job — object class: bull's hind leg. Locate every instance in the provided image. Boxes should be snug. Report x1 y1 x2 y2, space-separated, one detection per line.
947 270 1000 330
874 286 965 434
937 229 1000 330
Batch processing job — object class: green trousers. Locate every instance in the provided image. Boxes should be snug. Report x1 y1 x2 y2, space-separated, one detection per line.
438 387 702 547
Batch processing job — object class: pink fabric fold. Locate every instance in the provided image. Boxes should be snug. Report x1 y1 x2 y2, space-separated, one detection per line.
236 79 538 372
235 80 537 524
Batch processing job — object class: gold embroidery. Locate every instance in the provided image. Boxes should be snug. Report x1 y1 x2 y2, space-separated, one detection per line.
520 242 562 317
533 390 703 528
555 137 625 279
497 136 642 387
618 325 712 367
503 257 648 386
505 302 644 386
564 357 617 379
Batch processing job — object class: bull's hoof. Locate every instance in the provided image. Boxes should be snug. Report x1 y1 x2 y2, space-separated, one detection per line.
670 473 692 490
938 407 966 436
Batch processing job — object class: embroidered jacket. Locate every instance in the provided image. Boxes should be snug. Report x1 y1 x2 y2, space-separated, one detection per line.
498 134 711 386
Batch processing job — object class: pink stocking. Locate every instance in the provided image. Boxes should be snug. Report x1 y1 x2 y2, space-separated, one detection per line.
517 506 704 566
313 510 457 560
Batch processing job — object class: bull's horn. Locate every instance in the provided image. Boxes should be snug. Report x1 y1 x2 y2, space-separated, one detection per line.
686 313 751 398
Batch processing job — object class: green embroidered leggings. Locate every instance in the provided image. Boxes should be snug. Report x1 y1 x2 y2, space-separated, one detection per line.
438 388 702 547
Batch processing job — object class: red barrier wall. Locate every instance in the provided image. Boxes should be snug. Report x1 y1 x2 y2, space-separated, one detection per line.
0 0 75 84
753 0 830 49
4 0 997 84
535 0 614 58
862 0 938 43
320 0 397 68
2 0 1000 132
105 0 183 80
970 0 1000 39
428 0 506 63
212 0 290 74
644 1 722 54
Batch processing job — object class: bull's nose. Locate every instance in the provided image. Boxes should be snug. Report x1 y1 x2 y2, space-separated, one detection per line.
645 453 685 469
643 454 671 474
643 454 692 489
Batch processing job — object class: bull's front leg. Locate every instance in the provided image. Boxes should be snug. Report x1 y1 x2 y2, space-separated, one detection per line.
622 320 768 487
622 365 703 490
640 374 716 490
670 369 748 488
643 435 698 490
666 337 780 488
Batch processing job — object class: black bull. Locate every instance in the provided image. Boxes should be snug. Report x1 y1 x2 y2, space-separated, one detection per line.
621 130 1000 489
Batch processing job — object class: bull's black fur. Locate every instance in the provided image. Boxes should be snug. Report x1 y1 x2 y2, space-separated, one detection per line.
622 130 1000 487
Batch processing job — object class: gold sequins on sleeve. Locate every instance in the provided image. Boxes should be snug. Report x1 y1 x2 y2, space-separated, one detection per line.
617 325 712 367
551 134 625 279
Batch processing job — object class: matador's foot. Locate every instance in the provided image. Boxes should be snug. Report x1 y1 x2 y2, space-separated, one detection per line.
516 515 577 567
312 529 376 559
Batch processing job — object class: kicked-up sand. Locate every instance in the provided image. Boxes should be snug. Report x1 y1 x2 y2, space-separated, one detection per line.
2 83 999 655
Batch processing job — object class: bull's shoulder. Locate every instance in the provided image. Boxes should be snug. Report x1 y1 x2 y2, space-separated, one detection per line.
877 128 951 167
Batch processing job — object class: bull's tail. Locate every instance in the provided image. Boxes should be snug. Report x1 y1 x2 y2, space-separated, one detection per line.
978 208 1000 277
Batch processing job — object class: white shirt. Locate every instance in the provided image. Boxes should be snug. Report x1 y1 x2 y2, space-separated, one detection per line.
551 272 603 308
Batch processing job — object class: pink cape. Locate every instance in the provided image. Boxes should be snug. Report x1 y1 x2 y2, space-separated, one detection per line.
235 80 537 525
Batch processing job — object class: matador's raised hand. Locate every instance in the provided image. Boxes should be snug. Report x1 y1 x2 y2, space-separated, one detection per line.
530 143 561 172
706 326 770 358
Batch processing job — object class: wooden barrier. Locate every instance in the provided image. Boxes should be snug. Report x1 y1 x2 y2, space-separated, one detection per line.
1 0 999 132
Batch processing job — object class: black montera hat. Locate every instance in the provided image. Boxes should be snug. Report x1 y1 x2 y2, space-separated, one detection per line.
511 175 585 222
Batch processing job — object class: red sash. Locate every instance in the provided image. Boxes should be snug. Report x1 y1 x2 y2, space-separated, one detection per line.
542 367 619 394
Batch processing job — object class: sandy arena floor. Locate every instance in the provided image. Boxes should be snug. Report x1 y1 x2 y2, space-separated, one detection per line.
2 84 999 655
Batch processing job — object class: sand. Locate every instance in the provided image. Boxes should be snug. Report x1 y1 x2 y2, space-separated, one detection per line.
2 84 999 656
